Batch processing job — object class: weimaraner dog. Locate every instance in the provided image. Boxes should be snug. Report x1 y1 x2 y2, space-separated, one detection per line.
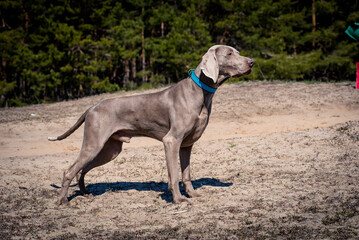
49 45 254 205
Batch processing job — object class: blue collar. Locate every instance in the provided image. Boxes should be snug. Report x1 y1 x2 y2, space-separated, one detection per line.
189 69 217 93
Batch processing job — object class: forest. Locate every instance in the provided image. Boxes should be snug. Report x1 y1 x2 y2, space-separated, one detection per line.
0 0 358 107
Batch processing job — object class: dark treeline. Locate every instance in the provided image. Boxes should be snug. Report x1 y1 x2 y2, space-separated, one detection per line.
0 0 358 107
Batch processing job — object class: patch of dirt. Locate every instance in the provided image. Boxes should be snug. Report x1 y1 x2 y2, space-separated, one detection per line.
1 81 359 239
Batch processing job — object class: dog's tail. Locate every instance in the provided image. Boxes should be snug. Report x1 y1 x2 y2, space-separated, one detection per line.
47 109 88 141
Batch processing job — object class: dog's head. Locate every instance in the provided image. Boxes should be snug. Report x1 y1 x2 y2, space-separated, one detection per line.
198 45 254 85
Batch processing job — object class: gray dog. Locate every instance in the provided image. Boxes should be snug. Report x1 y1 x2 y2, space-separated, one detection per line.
49 45 254 205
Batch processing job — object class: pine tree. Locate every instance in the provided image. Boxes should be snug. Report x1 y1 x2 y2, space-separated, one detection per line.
0 0 358 106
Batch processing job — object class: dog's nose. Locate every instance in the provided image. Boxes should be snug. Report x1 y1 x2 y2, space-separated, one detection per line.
248 59 255 67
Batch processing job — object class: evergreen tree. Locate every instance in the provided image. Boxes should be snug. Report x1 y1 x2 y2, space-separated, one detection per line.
0 0 358 106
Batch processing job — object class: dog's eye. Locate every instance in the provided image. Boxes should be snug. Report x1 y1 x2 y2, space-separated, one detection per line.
228 52 233 56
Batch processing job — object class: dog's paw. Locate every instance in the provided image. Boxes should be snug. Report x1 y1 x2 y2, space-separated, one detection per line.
187 190 201 198
48 136 58 141
173 195 190 204
56 197 69 206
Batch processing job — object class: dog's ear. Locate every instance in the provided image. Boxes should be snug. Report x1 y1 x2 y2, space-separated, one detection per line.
200 48 219 83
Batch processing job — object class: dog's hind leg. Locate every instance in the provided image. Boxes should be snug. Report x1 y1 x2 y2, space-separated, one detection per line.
77 139 123 194
57 112 114 205
57 146 103 205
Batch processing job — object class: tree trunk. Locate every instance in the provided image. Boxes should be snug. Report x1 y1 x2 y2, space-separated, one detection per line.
1 50 6 79
312 0 316 47
150 58 154 80
124 59 129 86
161 22 165 37
131 58 136 80
112 65 117 82
141 6 147 84
25 11 29 33
141 27 146 83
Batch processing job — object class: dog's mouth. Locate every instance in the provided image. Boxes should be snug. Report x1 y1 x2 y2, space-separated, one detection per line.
243 69 252 75
232 69 252 78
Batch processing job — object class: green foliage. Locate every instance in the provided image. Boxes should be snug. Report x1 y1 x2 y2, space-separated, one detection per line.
8 98 27 107
92 77 119 93
0 80 15 96
0 0 358 107
247 50 322 81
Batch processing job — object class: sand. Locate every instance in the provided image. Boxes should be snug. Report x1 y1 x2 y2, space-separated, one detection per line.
0 81 358 239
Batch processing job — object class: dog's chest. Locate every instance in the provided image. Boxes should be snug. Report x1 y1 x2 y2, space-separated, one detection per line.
182 106 210 146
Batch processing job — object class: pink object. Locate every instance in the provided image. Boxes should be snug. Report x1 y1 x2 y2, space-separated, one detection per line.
357 62 359 89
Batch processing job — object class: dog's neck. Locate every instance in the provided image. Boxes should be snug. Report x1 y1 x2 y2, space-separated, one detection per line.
194 68 230 89
189 69 217 93
202 88 214 111
193 68 216 89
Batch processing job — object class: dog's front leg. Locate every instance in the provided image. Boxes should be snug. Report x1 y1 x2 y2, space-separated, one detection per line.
163 135 189 203
180 145 201 198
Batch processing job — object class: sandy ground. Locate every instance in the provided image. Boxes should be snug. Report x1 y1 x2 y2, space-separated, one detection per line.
0 81 359 239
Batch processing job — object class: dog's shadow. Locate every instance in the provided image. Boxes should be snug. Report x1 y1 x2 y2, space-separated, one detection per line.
52 178 233 203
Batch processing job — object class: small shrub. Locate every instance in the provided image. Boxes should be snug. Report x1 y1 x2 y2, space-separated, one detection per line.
92 77 120 93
